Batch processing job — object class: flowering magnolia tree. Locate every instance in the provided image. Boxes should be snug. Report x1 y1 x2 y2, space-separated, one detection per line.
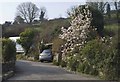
58 5 119 80
59 5 97 60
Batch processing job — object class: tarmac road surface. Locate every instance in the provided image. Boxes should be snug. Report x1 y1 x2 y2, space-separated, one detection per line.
8 60 99 80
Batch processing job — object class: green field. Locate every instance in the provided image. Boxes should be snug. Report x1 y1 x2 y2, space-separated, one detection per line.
104 23 119 36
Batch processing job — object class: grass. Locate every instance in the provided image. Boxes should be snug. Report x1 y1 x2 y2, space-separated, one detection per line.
104 23 119 36
104 23 119 30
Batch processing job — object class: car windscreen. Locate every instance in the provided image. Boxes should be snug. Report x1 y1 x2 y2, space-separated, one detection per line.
42 50 51 54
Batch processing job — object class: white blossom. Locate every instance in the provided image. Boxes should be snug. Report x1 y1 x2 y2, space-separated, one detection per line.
59 5 97 58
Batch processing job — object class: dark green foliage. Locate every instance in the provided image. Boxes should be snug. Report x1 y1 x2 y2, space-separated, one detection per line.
87 2 107 14
34 54 39 61
62 38 119 80
39 11 45 21
2 39 16 62
89 6 104 36
80 39 119 80
60 60 67 67
66 56 79 71
53 60 59 66
39 7 46 21
17 28 38 55
2 38 16 78
80 39 104 75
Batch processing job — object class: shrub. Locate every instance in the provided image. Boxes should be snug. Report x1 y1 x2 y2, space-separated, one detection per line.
2 38 16 63
2 38 16 76
16 54 26 60
60 60 67 67
53 60 59 66
80 39 119 80
80 39 103 75
66 55 79 71
17 28 38 56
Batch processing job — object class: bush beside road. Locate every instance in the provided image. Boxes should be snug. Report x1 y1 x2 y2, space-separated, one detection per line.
2 39 16 81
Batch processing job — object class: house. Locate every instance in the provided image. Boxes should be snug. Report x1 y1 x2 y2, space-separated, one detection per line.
9 37 24 53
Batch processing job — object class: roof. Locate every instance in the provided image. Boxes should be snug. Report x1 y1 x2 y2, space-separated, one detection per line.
9 36 20 42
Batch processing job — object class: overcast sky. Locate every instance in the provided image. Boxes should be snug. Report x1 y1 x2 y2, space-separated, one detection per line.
0 1 86 24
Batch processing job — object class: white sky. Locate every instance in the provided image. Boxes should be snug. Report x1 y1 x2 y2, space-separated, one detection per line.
0 0 118 24
0 1 86 24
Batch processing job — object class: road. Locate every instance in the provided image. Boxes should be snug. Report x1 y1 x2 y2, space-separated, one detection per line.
8 60 98 80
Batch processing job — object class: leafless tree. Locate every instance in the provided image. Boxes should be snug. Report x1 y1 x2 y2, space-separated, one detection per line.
86 2 108 14
67 6 77 17
114 1 120 19
16 2 39 23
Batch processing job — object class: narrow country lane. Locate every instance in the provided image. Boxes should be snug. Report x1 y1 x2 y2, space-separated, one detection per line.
7 60 98 80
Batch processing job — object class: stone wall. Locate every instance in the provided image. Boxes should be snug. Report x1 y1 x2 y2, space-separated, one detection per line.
2 61 15 81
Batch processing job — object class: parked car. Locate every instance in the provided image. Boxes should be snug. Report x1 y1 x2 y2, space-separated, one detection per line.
39 49 53 62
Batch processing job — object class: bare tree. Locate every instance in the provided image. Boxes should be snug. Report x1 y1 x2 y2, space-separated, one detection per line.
86 2 108 14
114 1 120 19
67 6 77 17
16 2 39 23
86 2 99 9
